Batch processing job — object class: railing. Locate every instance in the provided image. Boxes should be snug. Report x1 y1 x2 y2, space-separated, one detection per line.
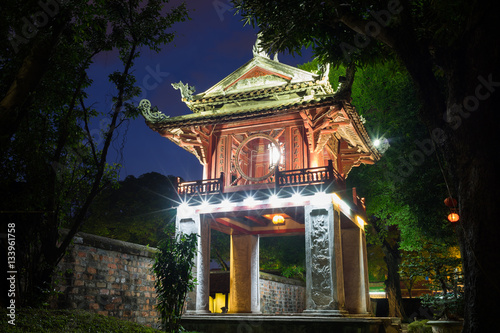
275 160 344 190
177 160 347 196
177 173 224 195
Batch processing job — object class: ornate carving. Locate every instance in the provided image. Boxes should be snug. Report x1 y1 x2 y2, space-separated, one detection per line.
292 128 301 169
139 99 169 122
252 34 269 58
309 209 333 308
219 137 225 174
172 81 196 102
226 75 287 92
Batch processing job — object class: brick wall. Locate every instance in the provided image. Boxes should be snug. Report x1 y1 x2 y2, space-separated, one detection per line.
53 232 306 323
52 231 160 328
259 272 305 314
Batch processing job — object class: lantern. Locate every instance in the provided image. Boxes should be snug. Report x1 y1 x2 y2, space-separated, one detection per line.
444 197 458 208
447 212 460 223
272 214 285 225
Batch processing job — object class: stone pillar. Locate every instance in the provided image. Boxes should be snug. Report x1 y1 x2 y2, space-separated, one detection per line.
176 213 211 314
342 227 370 314
304 203 346 315
229 234 260 313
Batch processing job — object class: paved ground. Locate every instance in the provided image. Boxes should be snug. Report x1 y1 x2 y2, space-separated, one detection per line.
401 323 409 332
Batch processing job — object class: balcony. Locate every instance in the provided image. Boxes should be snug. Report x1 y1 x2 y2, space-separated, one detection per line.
177 161 346 198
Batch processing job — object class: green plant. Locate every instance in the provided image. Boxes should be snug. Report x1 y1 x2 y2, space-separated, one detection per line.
281 265 305 281
0 308 162 332
401 243 463 320
408 319 432 333
152 230 198 333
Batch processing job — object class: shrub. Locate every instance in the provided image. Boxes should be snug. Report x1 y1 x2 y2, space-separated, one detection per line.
152 230 198 333
0 308 162 332
408 319 432 333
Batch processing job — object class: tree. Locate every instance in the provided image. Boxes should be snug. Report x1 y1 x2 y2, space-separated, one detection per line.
82 172 179 247
300 58 451 318
153 229 198 333
260 235 306 280
401 242 463 320
234 1 499 330
0 0 189 307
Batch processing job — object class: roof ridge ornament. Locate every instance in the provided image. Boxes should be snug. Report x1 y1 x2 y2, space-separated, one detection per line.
319 63 330 81
139 99 169 122
172 81 196 102
252 33 270 59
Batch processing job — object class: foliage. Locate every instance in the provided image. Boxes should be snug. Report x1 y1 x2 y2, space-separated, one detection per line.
210 229 230 271
281 265 305 280
0 308 163 333
82 172 179 247
301 58 452 318
401 243 463 320
0 0 189 307
210 230 306 280
407 320 432 333
259 235 305 280
235 1 500 330
152 230 198 333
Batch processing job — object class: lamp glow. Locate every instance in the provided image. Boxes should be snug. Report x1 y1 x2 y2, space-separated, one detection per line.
314 191 331 205
178 202 192 217
291 192 303 204
244 195 257 207
272 214 285 225
448 212 459 222
356 216 366 230
221 198 232 206
332 193 350 213
269 194 280 206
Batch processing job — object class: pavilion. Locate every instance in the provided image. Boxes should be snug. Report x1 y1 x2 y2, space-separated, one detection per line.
140 39 381 317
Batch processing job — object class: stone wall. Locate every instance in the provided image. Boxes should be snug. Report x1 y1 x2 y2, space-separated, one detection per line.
52 232 306 323
259 272 306 314
53 231 159 328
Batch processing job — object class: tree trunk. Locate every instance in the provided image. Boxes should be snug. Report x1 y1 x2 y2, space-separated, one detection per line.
383 243 406 319
0 24 65 153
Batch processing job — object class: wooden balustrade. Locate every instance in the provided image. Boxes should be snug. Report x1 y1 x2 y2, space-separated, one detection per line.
177 173 224 195
177 161 346 196
276 160 344 190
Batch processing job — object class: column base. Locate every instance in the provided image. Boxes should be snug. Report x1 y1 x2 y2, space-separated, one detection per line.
302 309 348 317
185 310 211 315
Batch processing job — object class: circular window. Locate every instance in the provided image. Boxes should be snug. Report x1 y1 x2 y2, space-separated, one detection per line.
234 134 281 182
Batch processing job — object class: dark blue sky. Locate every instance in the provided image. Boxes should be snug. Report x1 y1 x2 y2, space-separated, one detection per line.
88 0 313 181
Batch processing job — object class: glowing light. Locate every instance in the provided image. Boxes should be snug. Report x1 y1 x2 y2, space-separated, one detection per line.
269 143 281 166
313 191 331 205
221 198 232 206
178 201 193 217
199 199 211 212
332 193 342 205
373 139 381 147
356 216 366 230
269 194 280 206
291 192 303 204
243 195 257 207
272 214 285 225
332 193 350 213
448 212 460 222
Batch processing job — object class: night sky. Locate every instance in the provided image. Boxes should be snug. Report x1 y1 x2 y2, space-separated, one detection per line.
86 0 313 181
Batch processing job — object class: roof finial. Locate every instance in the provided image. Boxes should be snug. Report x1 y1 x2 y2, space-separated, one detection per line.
253 33 269 58
172 81 196 102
